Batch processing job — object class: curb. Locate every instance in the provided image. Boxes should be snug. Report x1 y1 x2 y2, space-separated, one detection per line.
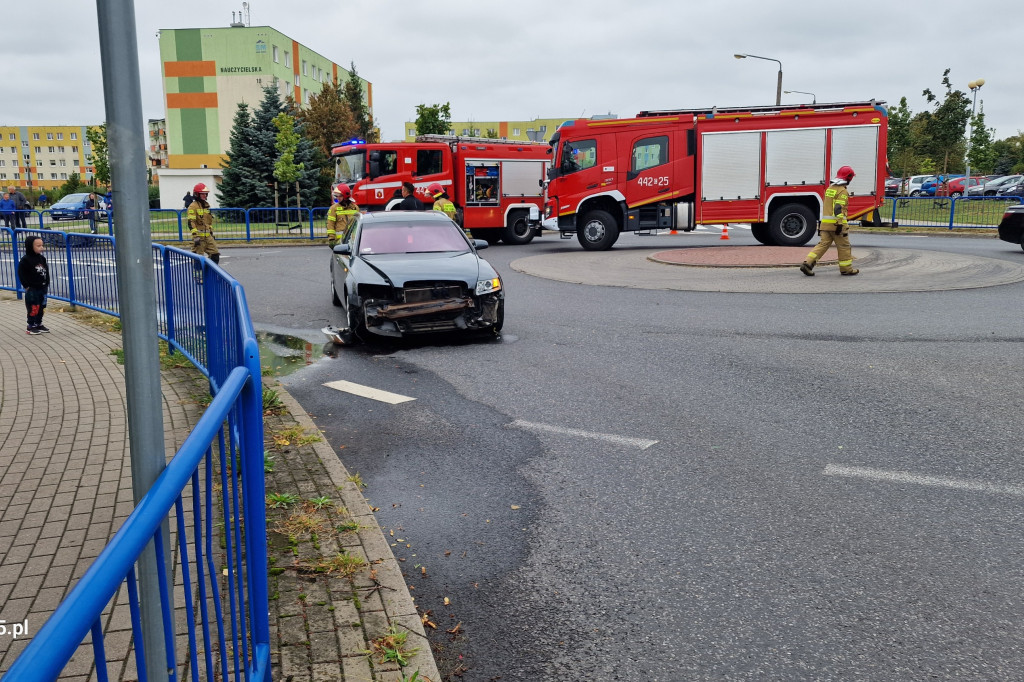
268 379 442 682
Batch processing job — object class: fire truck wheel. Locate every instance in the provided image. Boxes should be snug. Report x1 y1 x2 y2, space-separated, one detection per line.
750 222 772 245
768 203 816 247
577 209 620 251
501 211 535 245
481 232 502 245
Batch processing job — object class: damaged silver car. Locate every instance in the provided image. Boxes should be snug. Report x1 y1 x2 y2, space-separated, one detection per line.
328 211 504 339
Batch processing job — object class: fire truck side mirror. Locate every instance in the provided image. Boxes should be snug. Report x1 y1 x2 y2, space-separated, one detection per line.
547 166 560 181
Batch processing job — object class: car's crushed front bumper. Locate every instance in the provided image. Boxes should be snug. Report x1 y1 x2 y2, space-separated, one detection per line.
360 293 502 337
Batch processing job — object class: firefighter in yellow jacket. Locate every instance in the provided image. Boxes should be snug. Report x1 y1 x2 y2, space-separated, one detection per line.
326 183 359 247
187 183 220 264
800 165 858 276
429 182 471 238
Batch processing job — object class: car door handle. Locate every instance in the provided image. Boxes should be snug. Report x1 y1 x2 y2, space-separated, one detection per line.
586 183 598 189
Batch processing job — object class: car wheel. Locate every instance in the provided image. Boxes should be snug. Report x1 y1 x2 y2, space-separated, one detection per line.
767 203 816 247
750 222 772 245
951 191 963 198
577 209 619 250
910 190 923 197
501 211 534 245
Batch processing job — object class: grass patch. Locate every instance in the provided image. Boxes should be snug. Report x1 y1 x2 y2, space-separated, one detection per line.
263 387 286 415
274 509 326 536
347 472 366 489
266 492 300 509
308 496 333 510
368 624 419 667
314 552 366 577
110 348 125 365
336 520 360 533
270 425 321 448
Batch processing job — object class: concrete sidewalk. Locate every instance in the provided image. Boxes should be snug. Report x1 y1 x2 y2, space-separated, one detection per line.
0 296 439 681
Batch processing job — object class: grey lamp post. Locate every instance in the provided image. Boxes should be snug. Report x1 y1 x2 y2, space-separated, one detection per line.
964 79 985 197
735 53 783 105
784 89 816 104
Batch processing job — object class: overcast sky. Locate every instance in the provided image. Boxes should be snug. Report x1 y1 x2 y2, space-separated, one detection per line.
3 1 1017 144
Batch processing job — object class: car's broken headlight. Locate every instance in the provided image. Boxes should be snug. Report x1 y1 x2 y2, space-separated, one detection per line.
475 277 502 295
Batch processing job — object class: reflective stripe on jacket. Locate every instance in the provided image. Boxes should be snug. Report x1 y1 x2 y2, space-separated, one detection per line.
432 197 457 221
186 201 214 236
822 183 849 226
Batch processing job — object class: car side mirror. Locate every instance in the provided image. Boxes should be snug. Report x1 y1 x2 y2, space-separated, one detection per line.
332 243 351 254
472 239 489 250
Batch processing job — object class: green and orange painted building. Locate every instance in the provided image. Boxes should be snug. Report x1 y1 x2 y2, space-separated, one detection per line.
157 24 371 205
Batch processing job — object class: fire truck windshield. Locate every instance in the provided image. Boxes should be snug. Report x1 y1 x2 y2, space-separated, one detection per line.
335 151 366 184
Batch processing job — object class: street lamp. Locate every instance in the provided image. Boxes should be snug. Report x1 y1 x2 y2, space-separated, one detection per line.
735 53 783 106
783 89 816 104
963 79 985 198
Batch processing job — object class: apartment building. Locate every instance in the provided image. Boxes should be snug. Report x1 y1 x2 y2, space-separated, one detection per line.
0 125 96 190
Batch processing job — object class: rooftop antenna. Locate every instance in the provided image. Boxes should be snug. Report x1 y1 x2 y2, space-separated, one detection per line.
243 2 250 26
230 10 244 27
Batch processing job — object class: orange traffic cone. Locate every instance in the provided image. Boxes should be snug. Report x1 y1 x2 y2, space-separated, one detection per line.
720 224 730 240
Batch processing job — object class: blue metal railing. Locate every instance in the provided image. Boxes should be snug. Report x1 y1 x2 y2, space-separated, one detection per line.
1 226 269 681
879 195 1024 229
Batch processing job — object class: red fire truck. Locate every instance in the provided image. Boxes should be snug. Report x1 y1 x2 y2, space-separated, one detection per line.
330 135 550 244
536 101 889 249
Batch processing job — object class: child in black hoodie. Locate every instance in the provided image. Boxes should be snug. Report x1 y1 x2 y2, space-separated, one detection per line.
17 235 50 334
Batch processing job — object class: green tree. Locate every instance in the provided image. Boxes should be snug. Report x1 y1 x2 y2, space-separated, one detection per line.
218 102 270 207
295 78 355 205
484 128 500 139
343 62 375 141
273 112 303 209
966 105 997 174
920 69 971 176
414 103 452 136
86 124 110 188
887 97 916 180
54 172 82 201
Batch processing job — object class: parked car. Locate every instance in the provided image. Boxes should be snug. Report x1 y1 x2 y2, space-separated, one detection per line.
902 175 938 196
48 193 91 221
884 177 902 196
997 204 1024 250
973 175 1021 196
946 176 988 197
996 176 1024 197
329 211 504 339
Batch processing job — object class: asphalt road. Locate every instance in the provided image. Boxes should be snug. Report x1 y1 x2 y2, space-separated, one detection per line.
223 229 1024 681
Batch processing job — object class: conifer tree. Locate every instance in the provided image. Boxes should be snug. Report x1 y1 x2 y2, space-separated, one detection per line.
218 102 269 207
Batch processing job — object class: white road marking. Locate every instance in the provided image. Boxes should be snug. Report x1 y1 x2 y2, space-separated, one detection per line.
508 419 658 450
323 380 415 404
824 463 1024 497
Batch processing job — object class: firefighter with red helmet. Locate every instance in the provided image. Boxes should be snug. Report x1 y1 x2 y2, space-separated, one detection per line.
800 165 859 276
186 182 220 264
326 183 359 247
428 182 470 237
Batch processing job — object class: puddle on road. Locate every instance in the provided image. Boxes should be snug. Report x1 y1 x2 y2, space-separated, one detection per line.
257 331 333 377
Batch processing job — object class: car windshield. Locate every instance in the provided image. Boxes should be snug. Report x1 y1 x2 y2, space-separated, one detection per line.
335 151 365 184
59 193 88 203
358 222 469 255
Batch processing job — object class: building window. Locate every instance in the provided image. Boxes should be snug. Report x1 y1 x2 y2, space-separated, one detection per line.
285 80 290 93
408 128 415 137
48 146 55 153
57 133 63 140
7 133 12 140
273 45 279 62
72 146 78 153
513 128 520 136
0 160 5 167
36 160 42 167
474 129 480 136
13 173 19 179
303 88 309 104
0 173 5 179
32 133 39 140
50 173 57 180
70 132 77 140
284 51 291 67
59 159 66 167
50 159 56 166
302 60 307 76
59 146 65 153
34 147 41 153
462 129 469 135
61 173 68 180
540 125 547 133
22 140 28 147
46 132 53 140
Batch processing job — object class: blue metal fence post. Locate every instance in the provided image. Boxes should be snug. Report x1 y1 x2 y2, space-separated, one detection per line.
891 197 898 224
162 247 176 355
66 234 77 305
308 207 315 240
949 197 957 229
245 208 252 243
13 230 23 300
178 210 184 242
